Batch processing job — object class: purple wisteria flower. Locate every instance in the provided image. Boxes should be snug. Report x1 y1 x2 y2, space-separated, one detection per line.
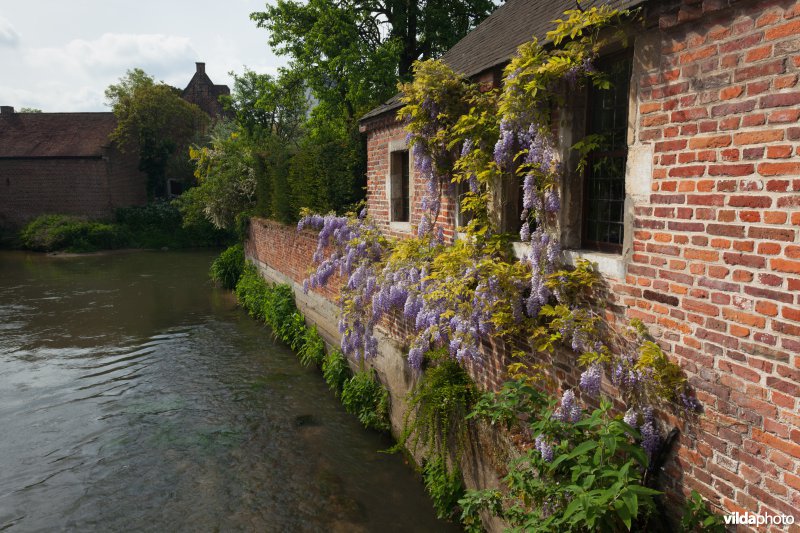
640 407 661 460
579 364 602 397
535 434 554 462
553 389 582 423
623 408 639 428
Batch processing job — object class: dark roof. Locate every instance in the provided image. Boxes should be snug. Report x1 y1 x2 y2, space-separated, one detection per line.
0 111 117 158
360 0 644 122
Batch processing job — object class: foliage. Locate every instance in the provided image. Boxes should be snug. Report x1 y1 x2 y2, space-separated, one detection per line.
298 325 327 367
288 127 365 218
397 353 477 461
423 456 465 520
235 263 271 320
115 201 230 248
106 68 209 198
248 0 495 226
465 396 661 532
323 349 352 396
234 264 308 352
210 244 245 290
280 312 308 351
222 68 306 142
179 121 257 231
680 491 726 533
297 6 703 530
468 377 549 429
341 369 390 432
459 488 503 533
20 215 128 253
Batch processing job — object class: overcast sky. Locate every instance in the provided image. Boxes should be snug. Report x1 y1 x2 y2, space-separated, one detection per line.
0 0 284 112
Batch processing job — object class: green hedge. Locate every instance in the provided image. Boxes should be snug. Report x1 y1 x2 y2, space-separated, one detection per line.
20 215 128 252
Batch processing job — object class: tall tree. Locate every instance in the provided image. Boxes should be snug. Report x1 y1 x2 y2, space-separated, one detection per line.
106 68 209 198
222 68 307 142
251 0 497 121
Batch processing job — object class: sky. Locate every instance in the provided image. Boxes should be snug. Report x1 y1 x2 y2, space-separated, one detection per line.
0 0 285 112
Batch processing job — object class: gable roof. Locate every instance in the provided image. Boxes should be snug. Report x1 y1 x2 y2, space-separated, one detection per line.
0 111 117 158
360 0 644 123
181 71 231 99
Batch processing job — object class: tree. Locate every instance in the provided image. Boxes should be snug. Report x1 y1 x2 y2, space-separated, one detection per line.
106 69 210 198
178 122 257 231
252 0 497 90
222 68 307 142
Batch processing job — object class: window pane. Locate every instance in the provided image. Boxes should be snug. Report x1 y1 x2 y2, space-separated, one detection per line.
391 150 410 222
583 52 632 252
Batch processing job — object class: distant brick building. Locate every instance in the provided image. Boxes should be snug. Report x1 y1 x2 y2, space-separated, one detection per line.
0 63 230 232
0 106 147 230
182 62 231 119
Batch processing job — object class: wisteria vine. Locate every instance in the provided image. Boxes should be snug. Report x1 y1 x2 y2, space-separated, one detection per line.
298 4 697 470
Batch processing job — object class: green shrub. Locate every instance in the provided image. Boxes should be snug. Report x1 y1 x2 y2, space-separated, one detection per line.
322 349 351 396
235 263 270 320
210 244 244 289
279 312 307 351
341 370 390 432
297 325 326 367
263 283 297 332
462 396 661 532
423 456 465 520
20 214 129 252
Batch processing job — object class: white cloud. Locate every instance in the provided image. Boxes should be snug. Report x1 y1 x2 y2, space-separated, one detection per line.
0 83 106 112
27 33 198 77
0 16 20 47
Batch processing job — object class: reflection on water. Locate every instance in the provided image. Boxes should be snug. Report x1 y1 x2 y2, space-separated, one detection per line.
0 250 456 532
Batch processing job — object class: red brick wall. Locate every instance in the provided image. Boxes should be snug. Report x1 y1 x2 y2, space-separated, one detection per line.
0 148 146 229
621 0 800 521
246 217 341 302
364 115 460 241
254 0 800 524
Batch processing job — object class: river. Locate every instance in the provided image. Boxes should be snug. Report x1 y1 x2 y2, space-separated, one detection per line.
0 249 458 532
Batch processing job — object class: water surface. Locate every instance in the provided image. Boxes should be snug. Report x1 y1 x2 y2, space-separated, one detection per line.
0 250 456 532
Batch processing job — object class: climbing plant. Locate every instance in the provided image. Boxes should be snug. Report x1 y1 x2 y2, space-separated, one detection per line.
299 4 706 529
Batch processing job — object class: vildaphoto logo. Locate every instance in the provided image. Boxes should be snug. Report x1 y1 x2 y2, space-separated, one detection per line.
724 512 795 527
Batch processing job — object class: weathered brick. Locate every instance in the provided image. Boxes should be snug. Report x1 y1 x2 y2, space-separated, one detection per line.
757 161 800 176
748 226 795 242
733 130 785 145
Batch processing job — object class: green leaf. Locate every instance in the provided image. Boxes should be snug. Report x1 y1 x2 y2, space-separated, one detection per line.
614 498 632 530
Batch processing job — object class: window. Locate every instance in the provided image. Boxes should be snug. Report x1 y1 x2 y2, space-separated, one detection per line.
582 52 633 253
390 150 410 222
454 180 474 230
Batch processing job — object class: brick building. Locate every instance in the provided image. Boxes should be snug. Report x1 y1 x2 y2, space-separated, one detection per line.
0 106 146 230
182 62 231 119
354 0 800 522
0 63 230 232
246 0 800 525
